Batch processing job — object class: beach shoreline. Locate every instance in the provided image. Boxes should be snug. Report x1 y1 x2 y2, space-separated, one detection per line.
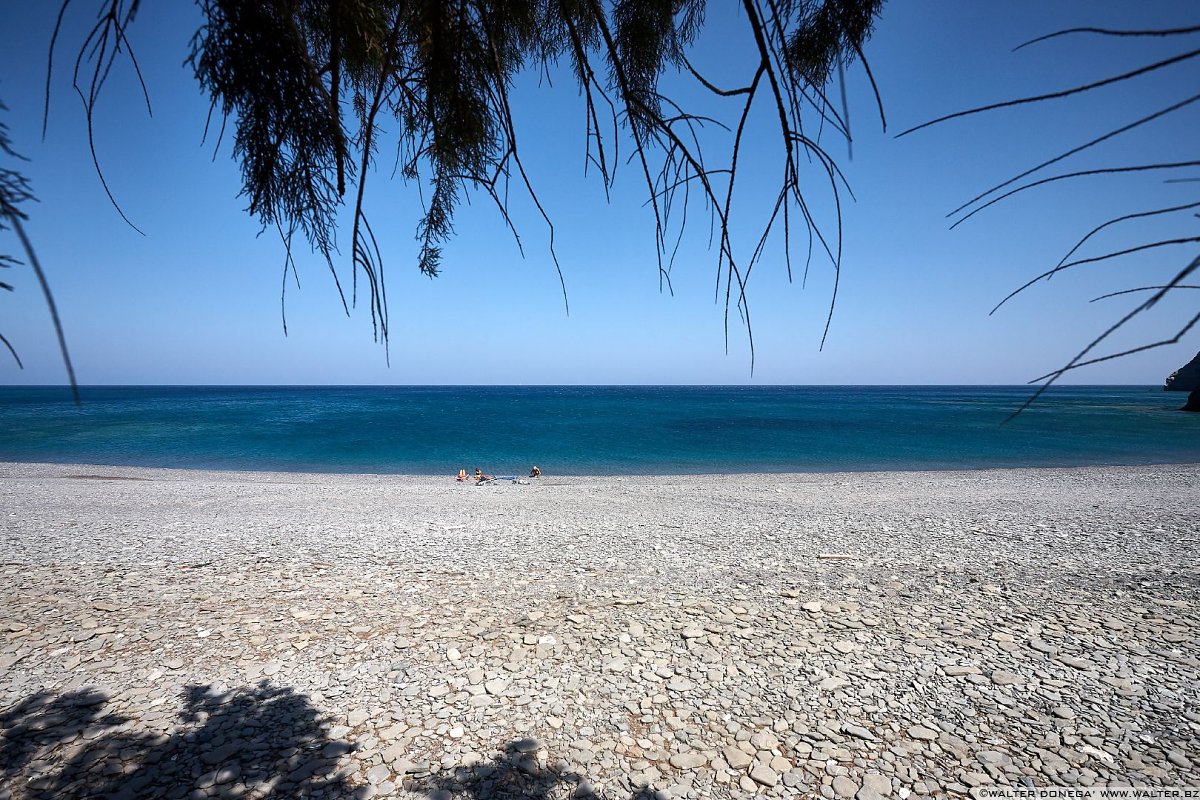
1 460 1197 797
2 457 1199 481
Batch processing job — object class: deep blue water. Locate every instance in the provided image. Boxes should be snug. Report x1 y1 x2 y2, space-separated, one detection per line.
0 385 1196 475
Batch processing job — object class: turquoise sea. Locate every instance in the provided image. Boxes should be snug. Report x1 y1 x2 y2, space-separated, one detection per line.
0 385 1195 475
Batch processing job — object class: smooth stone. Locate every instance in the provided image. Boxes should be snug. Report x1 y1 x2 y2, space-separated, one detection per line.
724 746 753 769
750 731 779 750
861 772 891 797
201 742 240 766
322 742 352 758
832 775 859 798
908 726 939 741
976 750 1012 766
961 772 990 787
843 724 875 741
1057 656 1094 670
669 752 706 769
513 738 542 754
749 764 779 787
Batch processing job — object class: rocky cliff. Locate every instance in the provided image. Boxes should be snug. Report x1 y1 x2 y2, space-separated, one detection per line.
1164 351 1200 392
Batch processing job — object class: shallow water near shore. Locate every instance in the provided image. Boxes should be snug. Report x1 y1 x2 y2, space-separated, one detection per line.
0 384 1195 474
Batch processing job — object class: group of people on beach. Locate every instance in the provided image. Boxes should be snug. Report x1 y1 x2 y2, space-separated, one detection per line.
456 465 541 484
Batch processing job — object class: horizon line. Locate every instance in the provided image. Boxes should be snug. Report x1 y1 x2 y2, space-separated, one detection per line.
0 382 1167 389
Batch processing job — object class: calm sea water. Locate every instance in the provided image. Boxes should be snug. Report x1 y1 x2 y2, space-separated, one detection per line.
0 385 1195 475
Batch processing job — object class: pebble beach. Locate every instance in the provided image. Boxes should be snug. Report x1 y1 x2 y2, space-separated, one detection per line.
1 461 1197 799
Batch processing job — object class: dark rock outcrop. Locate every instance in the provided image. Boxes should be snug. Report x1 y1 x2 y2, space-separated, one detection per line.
1164 351 1200 392
1184 388 1200 412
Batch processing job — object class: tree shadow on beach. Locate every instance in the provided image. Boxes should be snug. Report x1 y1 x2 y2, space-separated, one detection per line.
412 740 667 800
0 682 350 800
0 688 128 783
3 690 685 800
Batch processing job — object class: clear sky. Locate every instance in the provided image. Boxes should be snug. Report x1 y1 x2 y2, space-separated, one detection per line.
1 1 1197 385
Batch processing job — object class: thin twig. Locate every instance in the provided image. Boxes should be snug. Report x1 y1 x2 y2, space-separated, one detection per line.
1090 284 1200 302
7 213 79 404
898 47 1200 138
1009 254 1200 419
991 238 1200 315
0 332 22 369
952 161 1200 231
948 93 1200 219
1051 200 1200 277
1015 25 1200 52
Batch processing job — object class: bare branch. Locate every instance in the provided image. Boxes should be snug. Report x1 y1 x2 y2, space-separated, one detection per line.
43 1 74 140
0 332 22 369
1009 253 1200 419
949 93 1200 219
1015 24 1200 52
1051 200 1200 276
6 213 79 404
898 47 1200 138
951 161 1200 231
1090 284 1200 302
851 40 885 132
991 238 1200 315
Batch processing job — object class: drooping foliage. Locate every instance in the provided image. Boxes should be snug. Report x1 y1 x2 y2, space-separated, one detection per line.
0 102 78 400
0 102 33 366
179 0 884 358
900 22 1200 413
18 3 1196 402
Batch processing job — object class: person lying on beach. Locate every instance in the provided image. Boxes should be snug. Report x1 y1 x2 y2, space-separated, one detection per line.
530 466 541 478
456 469 468 482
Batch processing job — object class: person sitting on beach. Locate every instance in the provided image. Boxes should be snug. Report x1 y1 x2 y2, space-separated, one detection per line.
474 468 494 483
456 469 468 482
529 466 541 478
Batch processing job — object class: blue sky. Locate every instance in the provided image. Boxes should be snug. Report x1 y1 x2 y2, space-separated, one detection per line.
1 1 1197 385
